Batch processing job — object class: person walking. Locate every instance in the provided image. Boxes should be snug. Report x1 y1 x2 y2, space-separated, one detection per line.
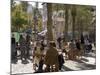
26 34 31 59
11 34 17 63
19 34 28 64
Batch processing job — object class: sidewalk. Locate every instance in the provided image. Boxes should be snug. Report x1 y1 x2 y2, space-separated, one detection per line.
11 52 96 74
62 52 96 71
11 60 34 74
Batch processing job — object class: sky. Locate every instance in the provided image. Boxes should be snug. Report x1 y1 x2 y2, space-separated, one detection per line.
28 2 43 8
15 1 43 8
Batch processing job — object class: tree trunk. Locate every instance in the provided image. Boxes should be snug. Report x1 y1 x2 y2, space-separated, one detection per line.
47 3 53 41
78 18 83 38
80 18 84 36
71 6 76 39
64 5 69 42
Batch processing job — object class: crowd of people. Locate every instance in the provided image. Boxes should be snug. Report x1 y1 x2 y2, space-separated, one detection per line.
11 33 31 64
11 33 95 73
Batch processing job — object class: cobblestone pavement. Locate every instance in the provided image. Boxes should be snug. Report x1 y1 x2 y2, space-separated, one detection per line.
11 52 96 74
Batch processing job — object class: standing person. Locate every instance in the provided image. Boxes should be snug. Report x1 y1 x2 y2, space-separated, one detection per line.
88 38 92 52
81 34 84 44
16 42 20 58
75 39 82 59
58 52 65 70
80 34 85 55
69 40 76 50
84 38 89 53
57 37 62 49
26 34 31 59
33 42 42 71
40 40 45 51
34 56 44 73
68 40 76 60
11 34 17 63
62 42 69 60
85 39 92 53
76 39 81 51
44 41 59 72
19 34 28 63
